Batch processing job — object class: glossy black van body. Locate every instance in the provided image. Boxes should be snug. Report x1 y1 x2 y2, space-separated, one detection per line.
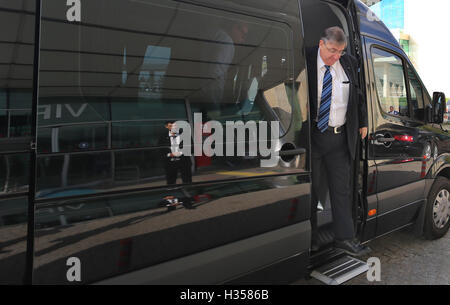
0 0 448 284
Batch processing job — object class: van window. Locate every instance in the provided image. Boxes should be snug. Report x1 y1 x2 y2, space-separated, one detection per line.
0 4 34 194
182 5 296 178
37 0 304 195
371 48 408 117
0 90 33 138
407 64 425 121
264 84 292 132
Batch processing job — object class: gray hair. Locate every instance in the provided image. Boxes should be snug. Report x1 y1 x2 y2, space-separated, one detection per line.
321 26 347 46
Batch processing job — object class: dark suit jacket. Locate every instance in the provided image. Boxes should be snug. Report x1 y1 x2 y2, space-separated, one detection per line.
306 46 367 160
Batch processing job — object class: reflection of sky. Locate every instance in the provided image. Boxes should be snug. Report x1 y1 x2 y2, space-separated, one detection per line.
139 46 171 99
371 0 404 30
142 46 171 71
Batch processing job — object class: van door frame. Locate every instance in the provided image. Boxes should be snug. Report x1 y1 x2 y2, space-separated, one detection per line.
25 0 42 285
364 36 428 237
346 0 372 240
357 34 378 242
331 0 370 240
302 0 370 241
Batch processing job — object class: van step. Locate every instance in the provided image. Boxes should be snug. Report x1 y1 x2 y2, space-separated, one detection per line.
310 255 368 285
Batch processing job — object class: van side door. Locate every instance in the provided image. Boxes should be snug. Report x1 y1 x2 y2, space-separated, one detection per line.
366 38 430 236
31 0 312 284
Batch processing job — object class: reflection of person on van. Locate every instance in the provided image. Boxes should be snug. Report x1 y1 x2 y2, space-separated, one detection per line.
159 121 192 185
306 26 370 256
159 195 195 211
200 22 249 107
388 106 399 115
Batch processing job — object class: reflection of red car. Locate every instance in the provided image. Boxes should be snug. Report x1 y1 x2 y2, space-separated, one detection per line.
194 122 212 167
194 194 212 203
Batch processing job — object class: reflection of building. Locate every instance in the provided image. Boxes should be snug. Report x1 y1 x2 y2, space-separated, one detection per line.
362 0 450 99
364 0 413 61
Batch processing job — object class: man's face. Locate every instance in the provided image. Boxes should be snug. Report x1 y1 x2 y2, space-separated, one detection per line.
231 23 248 44
390 106 394 112
165 123 177 132
319 39 346 66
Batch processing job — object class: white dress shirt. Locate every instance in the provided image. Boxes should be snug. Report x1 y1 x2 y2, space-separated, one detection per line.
168 132 182 157
317 49 350 127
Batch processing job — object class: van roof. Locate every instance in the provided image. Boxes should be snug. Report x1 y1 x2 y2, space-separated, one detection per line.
354 0 401 49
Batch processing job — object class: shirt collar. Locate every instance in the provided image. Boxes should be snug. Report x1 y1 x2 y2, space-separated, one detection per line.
317 48 339 71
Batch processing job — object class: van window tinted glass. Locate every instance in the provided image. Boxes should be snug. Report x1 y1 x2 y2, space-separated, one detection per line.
372 48 408 117
0 0 34 139
38 0 306 197
0 3 34 191
407 64 425 121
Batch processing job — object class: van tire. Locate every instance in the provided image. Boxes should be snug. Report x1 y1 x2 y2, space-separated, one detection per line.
424 176 450 239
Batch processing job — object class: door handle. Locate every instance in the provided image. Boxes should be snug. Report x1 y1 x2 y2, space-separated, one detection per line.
279 148 307 156
376 137 395 143
374 133 395 143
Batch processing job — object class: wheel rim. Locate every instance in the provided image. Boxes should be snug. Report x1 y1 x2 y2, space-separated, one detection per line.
433 189 450 229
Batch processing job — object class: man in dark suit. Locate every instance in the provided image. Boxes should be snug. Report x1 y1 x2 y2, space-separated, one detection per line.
306 26 370 256
159 121 192 185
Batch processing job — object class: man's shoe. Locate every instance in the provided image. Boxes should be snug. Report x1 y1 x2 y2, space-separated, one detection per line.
334 239 371 257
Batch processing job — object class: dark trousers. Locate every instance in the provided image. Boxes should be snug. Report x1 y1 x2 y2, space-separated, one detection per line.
165 156 192 185
311 127 355 241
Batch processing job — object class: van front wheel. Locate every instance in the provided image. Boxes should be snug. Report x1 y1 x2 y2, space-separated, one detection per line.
424 176 450 239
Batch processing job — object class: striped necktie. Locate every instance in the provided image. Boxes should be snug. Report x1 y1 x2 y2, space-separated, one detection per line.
317 65 332 133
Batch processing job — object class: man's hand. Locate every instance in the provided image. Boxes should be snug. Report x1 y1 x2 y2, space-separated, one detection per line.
359 127 368 140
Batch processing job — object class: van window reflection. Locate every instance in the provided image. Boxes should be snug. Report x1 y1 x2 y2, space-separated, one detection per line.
195 21 249 121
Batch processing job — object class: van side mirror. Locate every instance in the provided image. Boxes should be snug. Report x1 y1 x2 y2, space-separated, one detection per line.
432 92 446 124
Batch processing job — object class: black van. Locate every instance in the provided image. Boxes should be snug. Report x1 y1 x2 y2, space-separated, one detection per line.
0 0 448 285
